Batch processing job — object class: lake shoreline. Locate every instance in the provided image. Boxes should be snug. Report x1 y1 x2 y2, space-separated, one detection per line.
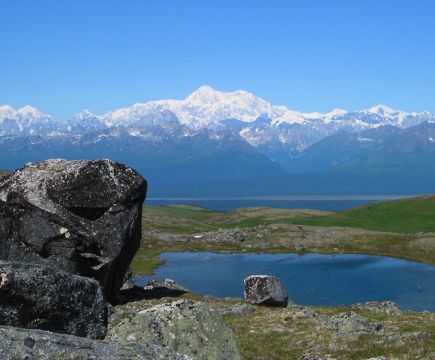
132 251 435 311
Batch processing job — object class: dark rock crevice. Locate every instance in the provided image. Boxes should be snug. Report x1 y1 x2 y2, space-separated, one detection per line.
0 159 147 301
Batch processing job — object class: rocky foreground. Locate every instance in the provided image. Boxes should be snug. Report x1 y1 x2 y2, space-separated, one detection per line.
0 159 241 359
0 159 433 359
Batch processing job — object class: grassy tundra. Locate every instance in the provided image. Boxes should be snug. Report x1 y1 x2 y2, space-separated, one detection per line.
132 197 435 274
127 197 435 359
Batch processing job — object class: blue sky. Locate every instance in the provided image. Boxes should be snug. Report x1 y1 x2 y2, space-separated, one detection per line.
1 0 434 119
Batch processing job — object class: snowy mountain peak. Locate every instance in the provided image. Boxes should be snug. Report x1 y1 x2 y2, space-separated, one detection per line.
16 105 45 118
187 85 217 97
185 85 224 104
326 108 348 117
367 104 398 115
185 85 266 106
75 109 99 119
0 105 51 123
181 86 274 125
0 105 15 113
0 105 16 120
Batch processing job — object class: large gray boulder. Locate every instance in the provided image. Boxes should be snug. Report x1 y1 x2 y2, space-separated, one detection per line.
0 261 107 339
0 325 190 360
0 159 147 301
107 299 242 360
244 275 288 307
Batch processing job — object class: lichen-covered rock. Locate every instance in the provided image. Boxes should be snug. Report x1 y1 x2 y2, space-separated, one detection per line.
298 355 325 360
216 303 255 316
107 299 242 360
244 275 288 307
0 159 147 301
0 325 190 360
348 301 402 315
316 311 382 339
0 261 107 339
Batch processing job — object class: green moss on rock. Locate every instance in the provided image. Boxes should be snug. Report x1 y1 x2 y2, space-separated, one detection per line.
107 299 241 360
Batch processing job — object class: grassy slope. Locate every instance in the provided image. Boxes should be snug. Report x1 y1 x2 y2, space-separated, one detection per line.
141 204 329 233
292 195 435 233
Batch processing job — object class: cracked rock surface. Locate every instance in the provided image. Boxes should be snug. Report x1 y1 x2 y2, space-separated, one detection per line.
0 261 107 339
0 159 146 301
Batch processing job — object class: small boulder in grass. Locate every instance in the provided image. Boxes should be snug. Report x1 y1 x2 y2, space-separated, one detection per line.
244 275 288 307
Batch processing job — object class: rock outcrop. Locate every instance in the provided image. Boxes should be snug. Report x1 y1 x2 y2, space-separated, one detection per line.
116 278 190 304
144 278 190 296
107 299 242 360
244 275 288 307
347 301 402 315
0 261 107 339
298 356 325 360
0 159 147 301
316 311 382 339
0 325 190 360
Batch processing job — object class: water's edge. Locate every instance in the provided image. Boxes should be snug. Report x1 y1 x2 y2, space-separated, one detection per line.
133 251 435 311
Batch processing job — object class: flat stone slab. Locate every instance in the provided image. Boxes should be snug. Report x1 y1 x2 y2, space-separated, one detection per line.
0 325 190 360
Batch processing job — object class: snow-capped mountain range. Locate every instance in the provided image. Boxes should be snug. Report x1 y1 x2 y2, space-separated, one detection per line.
1 85 434 171
2 85 433 132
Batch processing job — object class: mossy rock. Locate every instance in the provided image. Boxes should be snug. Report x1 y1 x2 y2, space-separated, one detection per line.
107 299 241 360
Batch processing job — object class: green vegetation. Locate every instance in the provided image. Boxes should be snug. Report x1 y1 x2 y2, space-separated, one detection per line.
142 204 328 233
227 306 435 360
128 198 435 359
112 292 435 360
133 198 435 275
292 195 435 233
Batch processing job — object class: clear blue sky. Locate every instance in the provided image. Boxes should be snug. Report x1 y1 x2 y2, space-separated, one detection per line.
1 0 434 119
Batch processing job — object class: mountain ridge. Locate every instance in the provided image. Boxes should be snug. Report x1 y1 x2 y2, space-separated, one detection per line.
1 86 435 195
1 86 434 165
2 86 433 131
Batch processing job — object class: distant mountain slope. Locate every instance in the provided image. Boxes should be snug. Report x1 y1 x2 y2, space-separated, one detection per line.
286 122 435 173
0 126 285 183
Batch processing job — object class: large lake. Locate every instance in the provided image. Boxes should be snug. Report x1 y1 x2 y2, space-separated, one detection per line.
134 252 435 311
146 195 416 211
